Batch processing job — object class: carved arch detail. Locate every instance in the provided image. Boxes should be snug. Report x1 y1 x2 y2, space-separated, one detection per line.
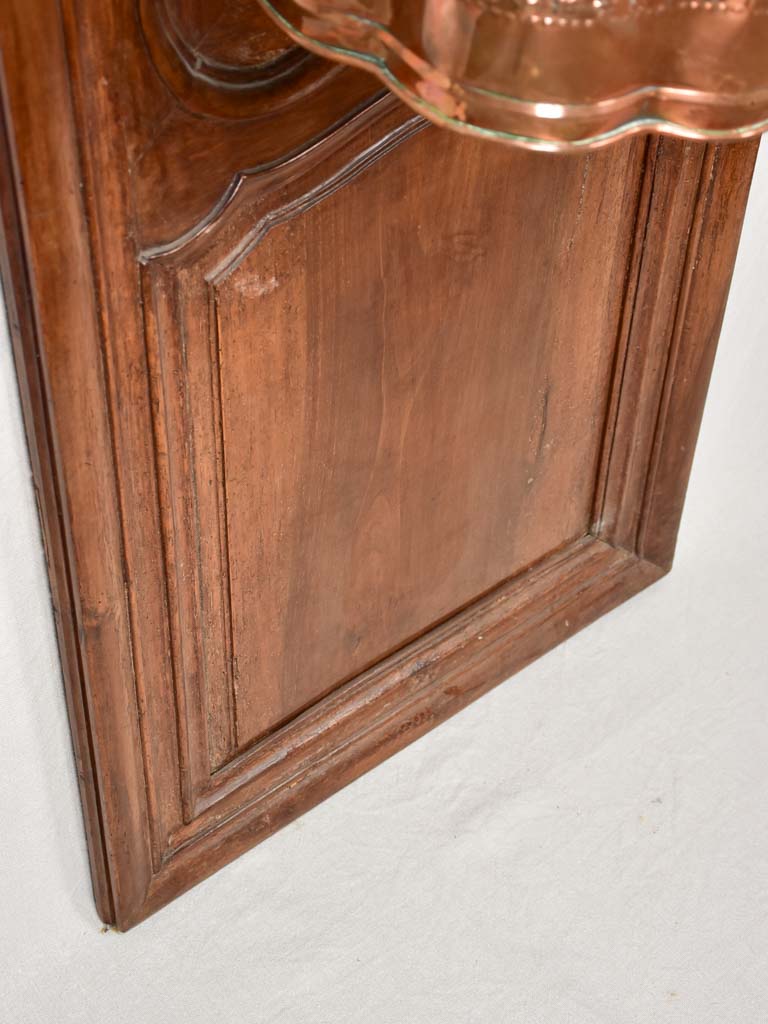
138 0 342 119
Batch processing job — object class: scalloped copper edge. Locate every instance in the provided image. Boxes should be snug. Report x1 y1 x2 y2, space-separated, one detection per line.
257 1 768 151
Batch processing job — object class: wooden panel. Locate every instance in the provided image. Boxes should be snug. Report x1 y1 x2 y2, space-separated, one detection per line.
148 122 643 759
0 0 758 929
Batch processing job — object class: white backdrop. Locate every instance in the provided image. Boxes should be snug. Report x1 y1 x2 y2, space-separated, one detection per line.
1 142 766 1024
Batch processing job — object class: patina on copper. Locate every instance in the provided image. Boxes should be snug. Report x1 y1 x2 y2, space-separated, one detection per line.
256 0 768 150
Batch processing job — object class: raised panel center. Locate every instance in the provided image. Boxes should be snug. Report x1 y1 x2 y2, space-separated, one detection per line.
208 127 641 750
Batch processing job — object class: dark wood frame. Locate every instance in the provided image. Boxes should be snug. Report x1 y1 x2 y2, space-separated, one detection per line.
0 2 757 930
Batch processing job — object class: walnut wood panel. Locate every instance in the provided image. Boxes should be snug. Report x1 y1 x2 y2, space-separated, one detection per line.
145 109 645 787
0 0 758 928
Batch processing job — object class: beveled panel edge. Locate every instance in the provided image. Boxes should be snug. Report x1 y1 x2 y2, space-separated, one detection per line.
141 537 663 929
0 63 118 924
0 4 154 925
593 136 760 564
138 91 411 264
623 139 759 567
177 541 654 823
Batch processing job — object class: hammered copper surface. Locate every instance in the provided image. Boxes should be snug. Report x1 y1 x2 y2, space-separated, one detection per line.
258 0 768 149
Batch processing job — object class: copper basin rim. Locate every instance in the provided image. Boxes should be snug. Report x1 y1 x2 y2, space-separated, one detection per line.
256 0 768 151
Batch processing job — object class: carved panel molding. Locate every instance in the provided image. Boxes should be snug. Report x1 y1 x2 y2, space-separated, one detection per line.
138 0 341 119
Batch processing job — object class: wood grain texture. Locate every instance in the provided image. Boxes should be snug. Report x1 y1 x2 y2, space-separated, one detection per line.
145 108 645 781
0 0 758 929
